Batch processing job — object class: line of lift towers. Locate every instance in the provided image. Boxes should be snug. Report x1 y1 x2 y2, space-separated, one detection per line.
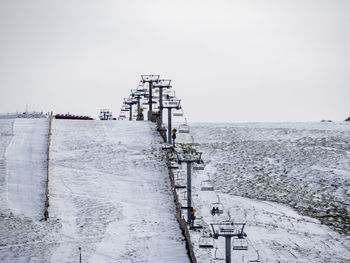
118 75 259 263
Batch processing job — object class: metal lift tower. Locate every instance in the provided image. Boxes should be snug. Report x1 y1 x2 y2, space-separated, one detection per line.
162 99 181 144
123 98 137 121
141 75 160 120
210 222 247 263
153 79 172 124
177 150 202 224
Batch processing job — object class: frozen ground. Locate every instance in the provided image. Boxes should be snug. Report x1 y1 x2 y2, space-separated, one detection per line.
173 122 350 262
0 119 190 262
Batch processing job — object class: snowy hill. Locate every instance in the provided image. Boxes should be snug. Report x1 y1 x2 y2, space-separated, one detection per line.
173 122 350 262
1 119 349 262
0 119 189 262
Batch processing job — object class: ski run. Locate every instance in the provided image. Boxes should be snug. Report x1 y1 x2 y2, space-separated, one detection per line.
0 118 349 262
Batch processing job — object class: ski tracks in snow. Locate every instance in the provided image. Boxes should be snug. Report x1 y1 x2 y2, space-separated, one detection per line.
49 120 189 262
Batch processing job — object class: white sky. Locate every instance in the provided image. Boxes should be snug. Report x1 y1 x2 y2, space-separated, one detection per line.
0 0 349 122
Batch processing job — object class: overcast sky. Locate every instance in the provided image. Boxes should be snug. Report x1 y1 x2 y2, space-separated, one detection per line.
0 0 349 122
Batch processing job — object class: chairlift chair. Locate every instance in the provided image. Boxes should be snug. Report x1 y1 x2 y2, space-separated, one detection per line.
198 235 214 249
173 109 184 117
162 144 173 150
179 124 190 133
210 248 224 262
193 162 205 171
248 250 261 262
201 180 214 191
168 161 179 169
175 178 186 189
232 238 248 250
209 202 224 216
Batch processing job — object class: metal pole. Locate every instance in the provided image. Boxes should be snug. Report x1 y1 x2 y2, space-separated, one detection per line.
129 104 132 121
225 236 232 263
148 82 153 120
159 87 163 123
167 108 172 144
137 96 140 114
187 161 192 224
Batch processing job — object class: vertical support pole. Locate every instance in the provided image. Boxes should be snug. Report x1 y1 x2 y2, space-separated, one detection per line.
148 82 153 120
187 161 192 224
137 96 140 114
225 236 232 263
129 104 132 121
159 87 163 123
167 108 172 144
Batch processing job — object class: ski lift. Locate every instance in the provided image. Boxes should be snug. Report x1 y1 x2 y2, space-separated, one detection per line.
201 180 214 191
180 192 187 208
175 178 186 189
173 109 184 117
193 162 205 171
248 250 261 262
232 238 248 250
209 202 224 216
136 87 146 92
198 235 214 249
179 124 190 133
162 144 173 150
210 248 224 263
169 161 179 169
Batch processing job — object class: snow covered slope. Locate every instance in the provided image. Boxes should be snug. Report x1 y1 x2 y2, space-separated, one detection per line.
6 119 49 220
49 120 189 262
189 122 350 235
174 122 350 262
0 119 56 262
0 119 190 262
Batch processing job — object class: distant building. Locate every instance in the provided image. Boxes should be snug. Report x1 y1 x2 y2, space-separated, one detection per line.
55 114 93 120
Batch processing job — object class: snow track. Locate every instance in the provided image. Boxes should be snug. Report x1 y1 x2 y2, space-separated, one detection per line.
5 119 49 221
49 120 189 263
0 119 58 263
